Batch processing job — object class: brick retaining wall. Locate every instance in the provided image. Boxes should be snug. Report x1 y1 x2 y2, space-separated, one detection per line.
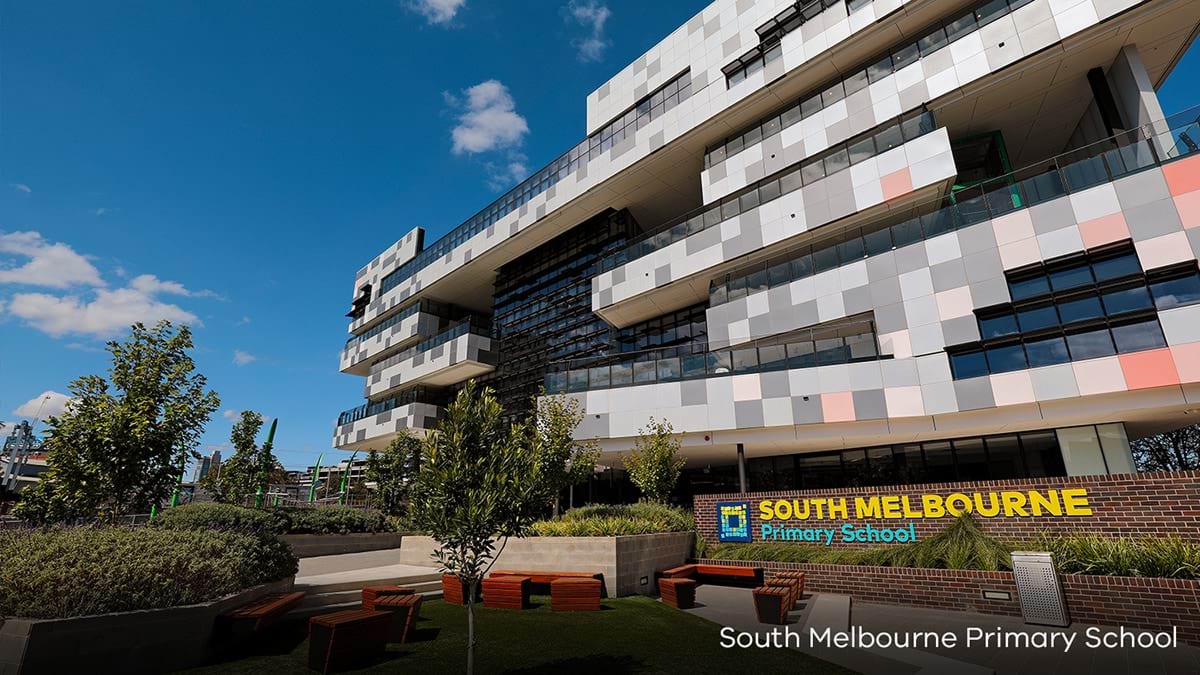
693 471 1200 546
694 558 1200 643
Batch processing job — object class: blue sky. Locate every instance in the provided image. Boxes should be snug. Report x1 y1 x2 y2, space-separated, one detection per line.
2 1 1198 470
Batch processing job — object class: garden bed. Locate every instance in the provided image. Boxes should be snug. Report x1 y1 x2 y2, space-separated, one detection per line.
0 578 295 674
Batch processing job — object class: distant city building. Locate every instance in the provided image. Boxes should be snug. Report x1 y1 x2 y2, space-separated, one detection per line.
303 457 369 499
2 421 47 495
191 450 222 483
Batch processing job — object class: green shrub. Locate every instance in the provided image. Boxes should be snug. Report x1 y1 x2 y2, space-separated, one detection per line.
1034 533 1200 579
149 503 394 535
531 503 695 536
0 526 298 619
151 502 289 535
283 506 392 534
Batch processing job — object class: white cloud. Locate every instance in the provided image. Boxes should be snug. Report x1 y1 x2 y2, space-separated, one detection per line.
567 1 611 62
223 409 242 422
95 208 108 217
9 183 31 194
7 285 201 338
129 273 219 298
13 390 72 419
448 80 529 155
486 152 529 191
237 315 252 326
411 0 465 25
233 349 256 366
0 231 105 288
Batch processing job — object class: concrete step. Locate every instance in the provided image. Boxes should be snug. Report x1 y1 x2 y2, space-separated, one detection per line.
294 563 442 594
296 580 443 611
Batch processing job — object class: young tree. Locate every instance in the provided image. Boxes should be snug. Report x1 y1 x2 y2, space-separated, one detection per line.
1132 424 1200 471
14 321 220 523
201 411 279 505
366 431 422 517
528 394 600 515
623 417 684 503
408 381 545 675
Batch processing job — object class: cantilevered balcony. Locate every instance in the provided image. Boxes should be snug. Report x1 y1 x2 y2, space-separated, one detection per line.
333 387 446 451
364 318 496 398
591 112 956 328
340 299 448 375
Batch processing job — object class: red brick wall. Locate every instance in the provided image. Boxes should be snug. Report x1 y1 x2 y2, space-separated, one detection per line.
694 558 1200 643
693 471 1200 546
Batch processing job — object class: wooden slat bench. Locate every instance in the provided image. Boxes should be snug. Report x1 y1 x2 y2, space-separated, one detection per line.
361 585 414 611
441 574 479 606
659 563 762 587
752 586 790 625
771 571 805 608
481 575 531 610
490 570 606 596
307 609 390 674
765 577 800 611
372 594 423 643
216 591 306 639
657 577 697 609
550 578 601 612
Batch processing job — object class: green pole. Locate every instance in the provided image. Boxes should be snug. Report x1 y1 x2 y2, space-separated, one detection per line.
308 452 324 503
169 467 185 508
256 418 278 509
338 451 358 505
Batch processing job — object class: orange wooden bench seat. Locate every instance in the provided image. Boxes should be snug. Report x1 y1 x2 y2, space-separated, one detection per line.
490 570 604 584
361 585 414 611
550 578 601 612
657 577 697 609
217 591 306 638
371 594 423 643
481 575 531 610
660 564 697 579
752 586 790 625
771 571 805 607
441 574 480 606
765 577 801 610
307 609 391 674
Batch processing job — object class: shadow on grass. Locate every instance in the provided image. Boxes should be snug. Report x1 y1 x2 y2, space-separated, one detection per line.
504 654 649 674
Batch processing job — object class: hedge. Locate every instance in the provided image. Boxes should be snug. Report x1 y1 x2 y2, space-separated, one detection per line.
532 503 695 536
150 503 393 535
0 527 298 619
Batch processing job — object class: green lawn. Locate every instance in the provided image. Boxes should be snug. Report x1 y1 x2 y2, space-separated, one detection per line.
185 595 851 674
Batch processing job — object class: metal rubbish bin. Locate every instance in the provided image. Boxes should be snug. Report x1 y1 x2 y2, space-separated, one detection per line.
1011 551 1070 627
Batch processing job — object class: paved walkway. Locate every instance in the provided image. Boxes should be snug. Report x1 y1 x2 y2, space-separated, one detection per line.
679 585 1200 675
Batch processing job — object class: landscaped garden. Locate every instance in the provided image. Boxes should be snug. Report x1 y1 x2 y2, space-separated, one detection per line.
181 594 851 675
704 514 1200 579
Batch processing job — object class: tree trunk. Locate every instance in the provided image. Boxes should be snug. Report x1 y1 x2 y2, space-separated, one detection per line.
466 582 477 675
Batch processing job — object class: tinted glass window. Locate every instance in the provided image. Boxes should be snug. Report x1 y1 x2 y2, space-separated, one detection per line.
1092 252 1141 281
1066 328 1115 360
985 435 1024 479
953 438 989 480
986 343 1028 373
950 350 988 379
1017 304 1059 332
1010 275 1050 300
1021 431 1066 477
1101 285 1152 315
1111 319 1166 353
1151 271 1200 309
1058 294 1104 324
922 442 956 481
980 313 1018 339
1049 264 1093 292
1025 335 1069 367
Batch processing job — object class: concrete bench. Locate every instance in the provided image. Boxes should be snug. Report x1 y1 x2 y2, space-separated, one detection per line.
307 609 390 673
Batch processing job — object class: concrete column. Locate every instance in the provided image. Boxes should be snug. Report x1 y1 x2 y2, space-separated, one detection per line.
1108 44 1172 157
736 443 747 494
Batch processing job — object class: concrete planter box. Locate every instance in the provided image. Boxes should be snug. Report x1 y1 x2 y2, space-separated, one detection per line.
0 577 294 674
281 532 404 558
399 532 694 597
